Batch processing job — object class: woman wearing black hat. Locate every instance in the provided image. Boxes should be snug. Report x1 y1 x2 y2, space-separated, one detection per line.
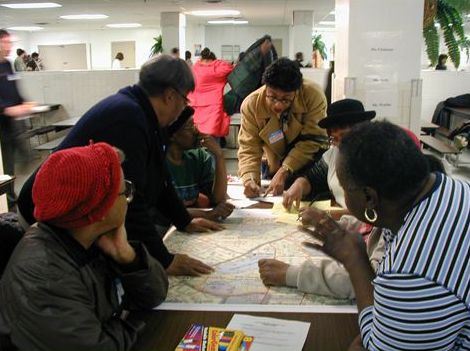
282 99 375 215
258 99 382 298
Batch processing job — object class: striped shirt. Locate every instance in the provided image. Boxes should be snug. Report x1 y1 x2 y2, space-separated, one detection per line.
360 173 470 350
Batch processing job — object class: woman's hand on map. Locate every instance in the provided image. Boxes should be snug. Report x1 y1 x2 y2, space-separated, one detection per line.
166 253 214 276
258 259 289 286
207 202 235 221
264 167 288 196
243 179 262 198
282 180 306 210
185 218 225 232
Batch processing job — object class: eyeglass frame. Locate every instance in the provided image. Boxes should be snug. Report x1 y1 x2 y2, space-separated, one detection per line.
173 88 190 106
118 179 135 203
265 93 295 106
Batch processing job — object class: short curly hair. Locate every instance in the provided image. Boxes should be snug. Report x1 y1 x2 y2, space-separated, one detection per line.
262 57 302 92
339 121 430 201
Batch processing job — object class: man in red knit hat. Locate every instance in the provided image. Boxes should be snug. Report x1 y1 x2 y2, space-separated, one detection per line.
0 142 168 351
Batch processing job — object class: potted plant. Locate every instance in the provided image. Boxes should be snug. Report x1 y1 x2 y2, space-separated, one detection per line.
423 0 469 68
150 34 163 57
312 34 327 68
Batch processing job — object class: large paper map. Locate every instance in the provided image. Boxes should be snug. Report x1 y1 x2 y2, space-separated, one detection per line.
162 209 354 308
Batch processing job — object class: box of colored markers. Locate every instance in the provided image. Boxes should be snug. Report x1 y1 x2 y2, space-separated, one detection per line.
175 324 254 351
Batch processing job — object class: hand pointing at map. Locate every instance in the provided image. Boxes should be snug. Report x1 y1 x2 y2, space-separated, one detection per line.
166 254 214 276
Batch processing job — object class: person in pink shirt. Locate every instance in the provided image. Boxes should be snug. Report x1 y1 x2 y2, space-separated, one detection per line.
189 48 233 142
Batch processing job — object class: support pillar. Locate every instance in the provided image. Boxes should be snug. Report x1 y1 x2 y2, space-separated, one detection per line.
289 11 313 66
334 0 424 133
160 12 186 56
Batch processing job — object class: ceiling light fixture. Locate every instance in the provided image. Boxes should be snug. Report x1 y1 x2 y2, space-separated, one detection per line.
318 21 335 26
60 14 108 20
7 26 44 31
187 10 240 17
1 2 61 9
312 27 335 33
106 23 142 28
208 19 248 24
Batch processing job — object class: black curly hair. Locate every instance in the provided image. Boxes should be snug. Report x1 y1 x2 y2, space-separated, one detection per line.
200 47 211 60
262 57 302 92
338 121 430 200
0 29 10 39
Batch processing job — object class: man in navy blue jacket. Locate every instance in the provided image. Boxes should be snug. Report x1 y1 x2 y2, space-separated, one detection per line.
0 29 35 208
18 55 222 276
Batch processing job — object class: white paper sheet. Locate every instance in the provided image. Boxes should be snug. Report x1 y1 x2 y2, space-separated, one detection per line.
226 314 310 351
30 105 51 113
227 199 260 209
250 195 283 204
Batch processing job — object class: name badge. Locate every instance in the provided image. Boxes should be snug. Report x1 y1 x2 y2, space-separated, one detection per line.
268 129 284 144
114 278 125 305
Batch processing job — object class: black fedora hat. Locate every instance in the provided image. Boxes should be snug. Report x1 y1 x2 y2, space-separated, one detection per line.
319 99 376 129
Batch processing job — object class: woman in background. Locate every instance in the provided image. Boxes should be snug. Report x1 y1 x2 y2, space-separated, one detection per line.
435 53 448 70
189 47 233 144
112 52 124 69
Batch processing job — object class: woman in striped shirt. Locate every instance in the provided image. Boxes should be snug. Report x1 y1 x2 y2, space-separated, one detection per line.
300 121 470 350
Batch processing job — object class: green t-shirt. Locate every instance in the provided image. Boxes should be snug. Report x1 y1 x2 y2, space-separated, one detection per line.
166 148 215 206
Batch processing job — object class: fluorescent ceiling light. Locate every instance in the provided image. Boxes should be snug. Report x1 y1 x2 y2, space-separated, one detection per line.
313 27 335 33
7 26 43 31
187 10 240 17
60 14 108 20
208 20 248 24
319 21 335 26
106 23 142 28
1 2 61 9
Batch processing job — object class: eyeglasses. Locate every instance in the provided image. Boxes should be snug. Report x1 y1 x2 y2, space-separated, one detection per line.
118 180 135 203
266 95 295 106
174 88 190 106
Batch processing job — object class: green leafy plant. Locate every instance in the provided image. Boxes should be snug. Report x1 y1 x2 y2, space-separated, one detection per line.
312 34 327 60
150 34 163 57
423 0 466 68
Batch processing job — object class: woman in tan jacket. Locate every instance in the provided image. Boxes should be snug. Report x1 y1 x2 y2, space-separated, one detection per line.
237 58 327 198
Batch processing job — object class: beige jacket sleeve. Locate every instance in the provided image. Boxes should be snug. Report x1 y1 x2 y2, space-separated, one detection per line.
282 83 327 171
237 94 264 184
286 217 385 299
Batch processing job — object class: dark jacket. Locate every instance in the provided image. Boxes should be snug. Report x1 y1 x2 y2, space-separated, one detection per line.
0 60 26 176
17 85 191 268
0 223 168 351
224 35 278 115
0 61 23 115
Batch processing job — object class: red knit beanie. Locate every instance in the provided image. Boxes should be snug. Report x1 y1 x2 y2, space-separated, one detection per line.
33 142 122 229
402 127 421 150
